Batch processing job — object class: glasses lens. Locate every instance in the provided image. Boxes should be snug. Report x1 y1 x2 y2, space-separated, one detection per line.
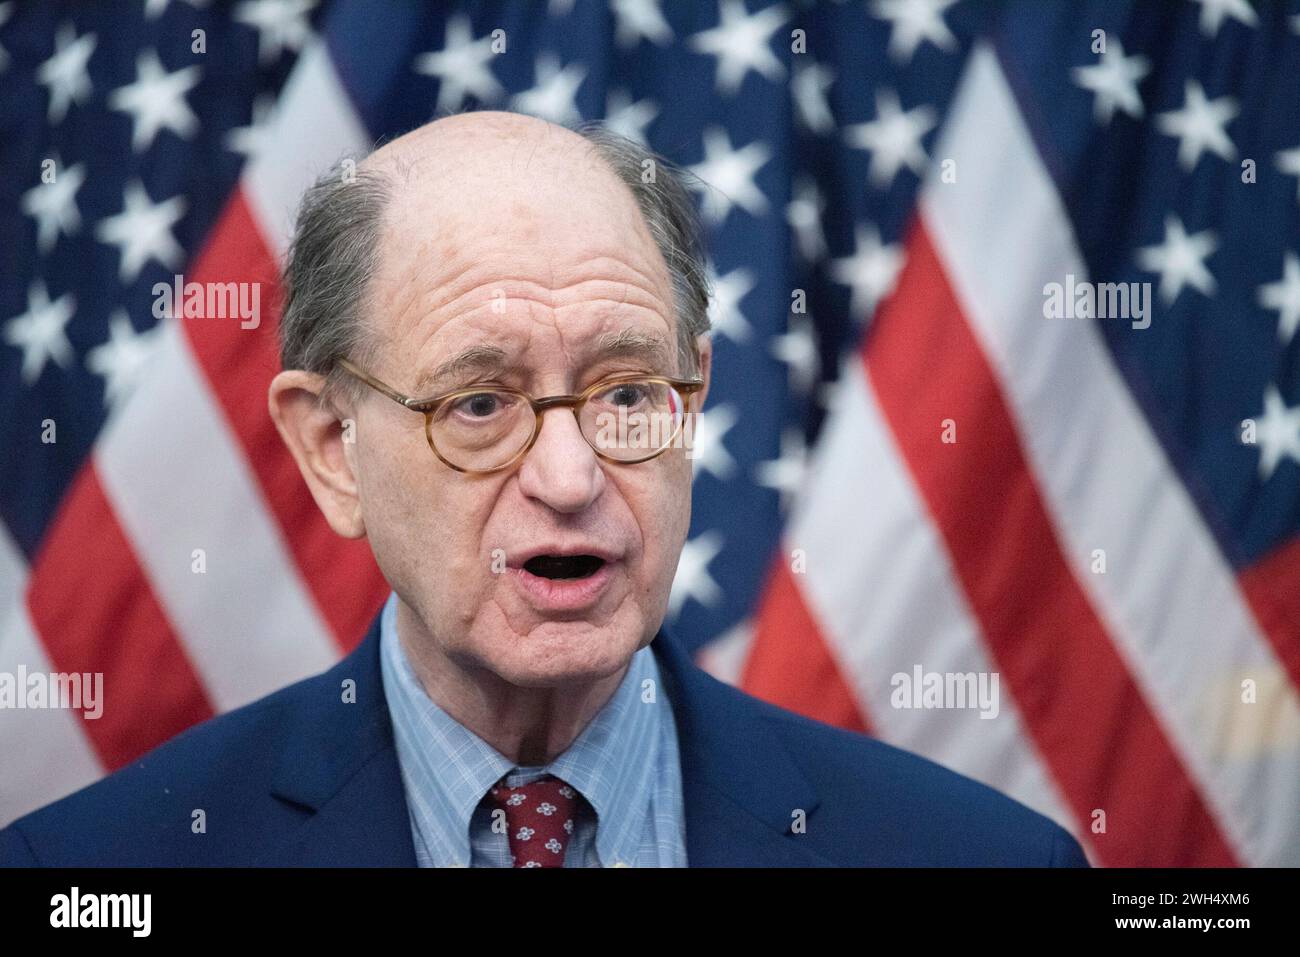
581 378 688 461
429 388 535 471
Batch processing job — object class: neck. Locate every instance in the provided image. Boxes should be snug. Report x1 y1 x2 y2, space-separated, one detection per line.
394 600 628 766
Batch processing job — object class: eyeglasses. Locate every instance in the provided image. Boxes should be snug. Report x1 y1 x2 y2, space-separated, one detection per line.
335 357 706 474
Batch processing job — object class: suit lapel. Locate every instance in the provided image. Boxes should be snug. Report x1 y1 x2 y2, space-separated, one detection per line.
255 617 417 866
651 630 836 867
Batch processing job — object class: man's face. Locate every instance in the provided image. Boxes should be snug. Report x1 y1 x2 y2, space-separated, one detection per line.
348 118 706 688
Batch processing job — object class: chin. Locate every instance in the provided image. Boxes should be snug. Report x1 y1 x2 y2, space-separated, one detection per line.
488 619 639 688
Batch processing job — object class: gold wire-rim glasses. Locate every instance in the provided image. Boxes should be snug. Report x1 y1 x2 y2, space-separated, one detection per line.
335 356 706 474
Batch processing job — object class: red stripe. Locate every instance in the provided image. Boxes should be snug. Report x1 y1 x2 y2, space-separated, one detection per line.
863 218 1239 867
26 464 215 771
180 192 388 652
742 552 872 735
1239 536 1300 694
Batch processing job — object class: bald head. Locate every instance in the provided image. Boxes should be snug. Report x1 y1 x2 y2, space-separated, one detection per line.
279 110 710 405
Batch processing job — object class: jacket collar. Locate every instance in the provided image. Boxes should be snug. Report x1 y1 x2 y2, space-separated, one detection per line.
260 612 831 866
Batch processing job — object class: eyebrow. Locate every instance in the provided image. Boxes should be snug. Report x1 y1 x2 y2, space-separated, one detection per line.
413 329 673 396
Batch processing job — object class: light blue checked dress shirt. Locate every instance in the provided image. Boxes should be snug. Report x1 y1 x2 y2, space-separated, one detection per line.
378 593 688 867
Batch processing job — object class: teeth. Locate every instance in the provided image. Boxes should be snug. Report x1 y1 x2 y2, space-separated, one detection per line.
524 555 605 579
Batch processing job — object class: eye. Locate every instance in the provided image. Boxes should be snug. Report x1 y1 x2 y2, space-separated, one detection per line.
449 390 512 419
597 381 651 408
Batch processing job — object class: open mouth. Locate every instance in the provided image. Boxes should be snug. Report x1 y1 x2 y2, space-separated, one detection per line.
522 555 607 580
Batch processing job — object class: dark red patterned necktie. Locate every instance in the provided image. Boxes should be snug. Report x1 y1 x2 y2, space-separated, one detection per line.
485 773 581 868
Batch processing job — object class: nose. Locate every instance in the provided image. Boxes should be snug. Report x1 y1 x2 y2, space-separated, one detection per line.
515 407 605 513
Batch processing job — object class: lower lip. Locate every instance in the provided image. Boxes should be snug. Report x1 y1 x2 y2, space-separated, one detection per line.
508 561 617 613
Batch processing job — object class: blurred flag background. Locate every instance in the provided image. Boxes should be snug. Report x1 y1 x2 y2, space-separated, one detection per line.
2 0 1298 866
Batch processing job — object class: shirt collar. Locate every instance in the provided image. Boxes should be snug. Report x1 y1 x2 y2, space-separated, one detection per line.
379 593 663 867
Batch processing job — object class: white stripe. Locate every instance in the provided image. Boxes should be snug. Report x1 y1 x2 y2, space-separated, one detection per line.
243 42 372 256
96 320 337 711
0 601 104 827
921 44 1300 865
784 357 1080 842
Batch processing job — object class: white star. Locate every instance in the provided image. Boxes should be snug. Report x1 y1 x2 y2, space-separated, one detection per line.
1191 0 1257 37
1258 251 1300 347
1293 13 1300 36
96 181 187 284
0 3 13 74
225 93 275 159
769 310 819 395
668 530 724 618
1276 146 1300 207
603 89 658 146
85 311 165 410
549 0 576 13
705 262 756 343
691 403 739 482
145 0 212 19
1136 215 1217 306
21 160 85 255
413 14 503 113
844 89 936 190
1252 385 1300 482
234 0 316 65
1071 38 1149 125
754 427 808 512
512 53 586 126
612 0 673 48
830 224 904 321
109 49 201 153
4 280 75 384
787 175 826 262
1156 79 1237 171
688 0 786 96
37 23 97 124
687 127 771 226
792 61 836 134
869 0 957 64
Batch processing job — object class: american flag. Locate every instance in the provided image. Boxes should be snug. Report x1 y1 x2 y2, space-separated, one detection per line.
2 0 1298 867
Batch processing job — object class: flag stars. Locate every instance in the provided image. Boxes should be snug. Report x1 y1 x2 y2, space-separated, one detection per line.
705 262 756 343
1156 79 1238 171
769 310 820 396
603 89 658 146
37 23 97 124
1257 252 1300 347
754 427 809 512
109 49 201 153
234 0 316 65
792 62 836 135
691 404 740 482
830 224 904 322
844 90 936 190
689 0 786 96
22 161 86 255
1275 146 1300 207
511 53 587 127
225 93 276 159
611 0 673 48
413 14 503 113
4 280 75 385
787 175 827 262
1136 215 1217 306
1190 0 1257 37
85 311 164 410
96 181 187 284
1252 386 1300 482
687 127 772 226
1072 38 1149 125
668 531 724 618
869 0 958 64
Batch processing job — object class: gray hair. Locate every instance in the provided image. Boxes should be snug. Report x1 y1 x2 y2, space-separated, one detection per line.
279 119 713 407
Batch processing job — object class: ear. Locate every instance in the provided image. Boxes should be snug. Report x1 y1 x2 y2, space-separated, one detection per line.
267 370 366 539
693 334 713 411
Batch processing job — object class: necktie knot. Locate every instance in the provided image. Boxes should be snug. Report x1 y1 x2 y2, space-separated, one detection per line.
485 773 581 867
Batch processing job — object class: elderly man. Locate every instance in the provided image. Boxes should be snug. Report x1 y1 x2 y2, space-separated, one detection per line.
0 111 1087 867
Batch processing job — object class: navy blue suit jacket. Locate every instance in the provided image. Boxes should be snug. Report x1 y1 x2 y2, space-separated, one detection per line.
0 613 1088 866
